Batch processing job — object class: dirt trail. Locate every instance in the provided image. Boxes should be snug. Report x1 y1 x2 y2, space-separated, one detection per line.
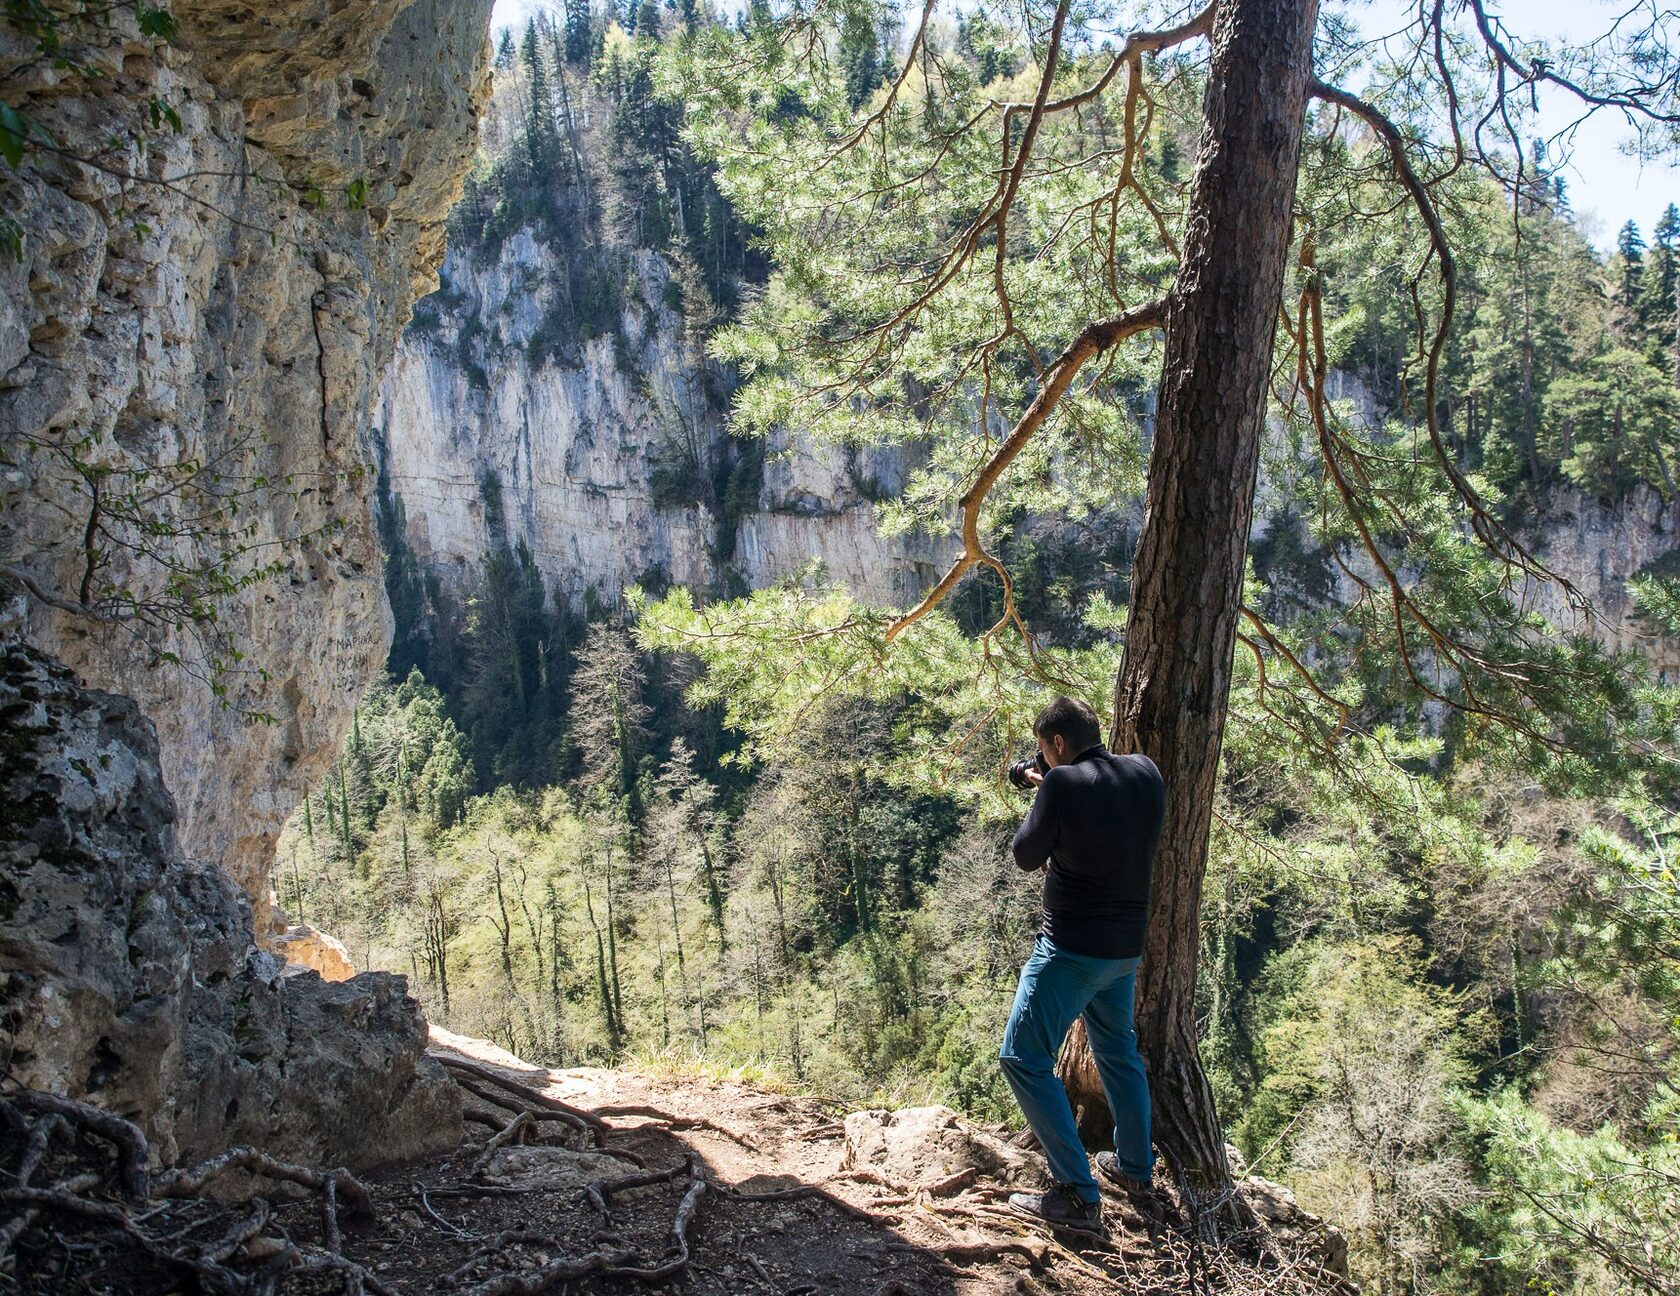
422 1028 1032 1295
400 1028 1338 1296
0 1024 1348 1295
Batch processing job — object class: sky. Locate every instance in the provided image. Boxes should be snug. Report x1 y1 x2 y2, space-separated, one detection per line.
1358 0 1679 247
488 0 1678 247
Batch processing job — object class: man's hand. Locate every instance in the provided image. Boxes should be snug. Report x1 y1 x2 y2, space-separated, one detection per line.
1011 759 1054 871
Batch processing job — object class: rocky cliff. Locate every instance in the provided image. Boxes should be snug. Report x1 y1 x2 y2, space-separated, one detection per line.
382 236 1680 679
1528 486 1680 678
0 0 493 910
0 641 461 1169
378 236 946 613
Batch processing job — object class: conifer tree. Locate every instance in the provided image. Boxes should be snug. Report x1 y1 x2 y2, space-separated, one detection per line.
521 17 560 176
837 7 883 111
634 0 660 40
653 0 1680 1204
1642 203 1680 379
564 0 592 65
648 739 726 959
1614 219 1648 342
568 622 652 809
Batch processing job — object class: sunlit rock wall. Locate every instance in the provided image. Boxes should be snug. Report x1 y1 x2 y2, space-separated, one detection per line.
377 230 1679 693
1528 486 1680 679
377 237 946 613
0 0 494 908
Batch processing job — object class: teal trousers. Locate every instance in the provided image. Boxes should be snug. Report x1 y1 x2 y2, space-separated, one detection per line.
999 934 1152 1202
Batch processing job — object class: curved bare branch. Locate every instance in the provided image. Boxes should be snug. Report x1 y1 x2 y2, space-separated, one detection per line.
1465 0 1680 124
1308 77 1589 615
994 2 1216 124
884 298 1166 642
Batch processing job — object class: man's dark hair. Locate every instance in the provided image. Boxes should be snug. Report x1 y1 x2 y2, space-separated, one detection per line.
1033 697 1102 754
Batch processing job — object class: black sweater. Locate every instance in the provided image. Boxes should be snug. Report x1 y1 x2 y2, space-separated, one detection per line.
1010 745 1164 958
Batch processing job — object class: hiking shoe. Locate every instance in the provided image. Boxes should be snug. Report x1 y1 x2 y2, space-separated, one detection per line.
1094 1152 1154 1198
1007 1183 1104 1236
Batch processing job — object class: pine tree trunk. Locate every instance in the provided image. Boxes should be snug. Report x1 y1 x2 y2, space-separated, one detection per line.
605 852 625 1027
664 862 694 1035
1055 0 1320 1198
547 883 566 1057
1520 268 1542 485
428 888 452 1013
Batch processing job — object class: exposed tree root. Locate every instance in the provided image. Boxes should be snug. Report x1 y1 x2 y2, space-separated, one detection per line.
592 1103 762 1150
429 1053 607 1132
462 1100 514 1129
0 1105 77 1267
0 1067 1350 1296
5 1088 151 1198
825 1166 910 1192
0 1082 737 1296
430 1052 649 1168
451 1075 581 1130
154 1144 377 1238
583 1158 694 1220
470 1112 538 1178
414 1182 479 1240
452 1155 708 1295
923 1166 980 1197
0 1086 392 1295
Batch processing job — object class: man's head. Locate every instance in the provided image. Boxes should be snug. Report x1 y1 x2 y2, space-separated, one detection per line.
1033 697 1102 769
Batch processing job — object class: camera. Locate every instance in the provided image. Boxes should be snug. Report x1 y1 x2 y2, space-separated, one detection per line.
1008 751 1048 790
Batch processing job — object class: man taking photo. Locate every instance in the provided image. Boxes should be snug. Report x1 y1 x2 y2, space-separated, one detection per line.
1000 696 1165 1235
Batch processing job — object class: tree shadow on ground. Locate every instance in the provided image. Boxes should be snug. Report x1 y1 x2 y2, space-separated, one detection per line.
0 1042 1343 1296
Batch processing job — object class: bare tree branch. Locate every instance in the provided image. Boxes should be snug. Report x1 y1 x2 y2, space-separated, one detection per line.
1466 0 1680 125
1309 77 1587 612
885 298 1165 643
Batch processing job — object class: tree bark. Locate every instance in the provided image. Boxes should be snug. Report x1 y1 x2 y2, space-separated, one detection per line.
1055 0 1320 1199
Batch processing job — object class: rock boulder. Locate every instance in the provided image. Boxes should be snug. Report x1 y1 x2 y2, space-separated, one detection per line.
841 1106 1044 1190
0 643 461 1169
274 922 358 982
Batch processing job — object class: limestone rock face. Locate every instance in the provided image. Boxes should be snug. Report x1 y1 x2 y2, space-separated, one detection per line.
1 0 494 910
1526 486 1680 678
380 230 1680 686
1228 1148 1351 1278
1239 1175 1352 1277
0 642 461 1169
378 239 946 612
274 921 358 982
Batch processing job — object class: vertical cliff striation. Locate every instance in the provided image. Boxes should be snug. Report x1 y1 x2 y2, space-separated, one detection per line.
1526 486 1680 678
1 0 494 910
378 235 946 614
